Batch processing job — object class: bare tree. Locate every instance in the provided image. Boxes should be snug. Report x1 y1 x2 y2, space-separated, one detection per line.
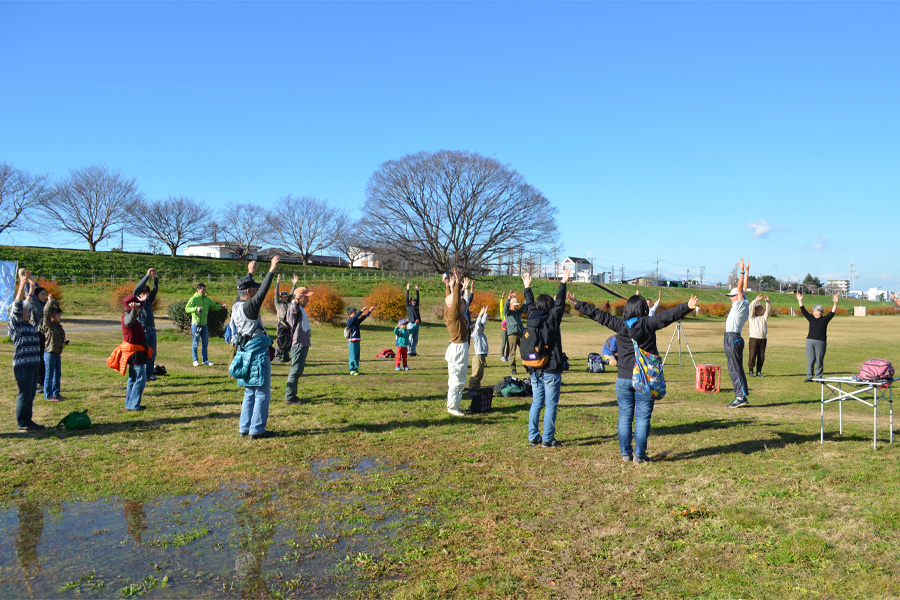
0 163 51 236
332 218 368 269
266 195 348 266
218 202 272 256
43 165 143 251
129 195 213 256
359 150 559 274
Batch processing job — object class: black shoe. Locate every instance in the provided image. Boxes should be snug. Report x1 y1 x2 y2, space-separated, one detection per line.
239 431 248 438
749 372 756 378
757 373 764 377
18 423 45 432
804 378 813 383
529 436 541 446
541 439 562 448
511 369 518 375
633 455 652 464
285 397 302 405
35 385 44 394
727 397 748 408
249 430 277 440
147 376 157 381
409 353 418 357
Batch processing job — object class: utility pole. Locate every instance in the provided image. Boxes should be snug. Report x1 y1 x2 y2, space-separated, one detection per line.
620 264 624 284
849 259 855 290
611 265 615 284
120 228 124 250
700 266 705 289
656 258 660 286
587 252 593 283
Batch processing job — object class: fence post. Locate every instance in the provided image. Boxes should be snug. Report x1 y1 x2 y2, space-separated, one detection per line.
92 274 96 284
193 274 197 284
207 274 211 283
71 275 76 285
221 274 225 284
179 275 183 284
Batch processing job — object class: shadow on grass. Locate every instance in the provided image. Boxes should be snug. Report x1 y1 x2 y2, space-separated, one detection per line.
661 430 871 461
653 419 753 436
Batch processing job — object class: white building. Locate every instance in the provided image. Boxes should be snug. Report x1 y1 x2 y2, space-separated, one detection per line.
349 246 380 269
556 257 604 283
183 242 260 260
826 279 850 294
865 288 888 302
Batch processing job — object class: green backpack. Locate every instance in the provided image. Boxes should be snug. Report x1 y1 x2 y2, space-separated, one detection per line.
56 410 91 431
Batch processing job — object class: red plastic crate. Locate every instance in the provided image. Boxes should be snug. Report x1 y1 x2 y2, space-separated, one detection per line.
695 364 721 393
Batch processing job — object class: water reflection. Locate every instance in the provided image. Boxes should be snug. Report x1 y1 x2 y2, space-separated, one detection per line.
124 501 147 544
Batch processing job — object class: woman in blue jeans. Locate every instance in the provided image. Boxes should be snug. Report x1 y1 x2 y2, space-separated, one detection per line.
521 269 570 448
568 292 698 463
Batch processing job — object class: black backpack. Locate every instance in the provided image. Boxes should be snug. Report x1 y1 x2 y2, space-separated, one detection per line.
587 353 605 373
520 321 550 369
468 388 494 413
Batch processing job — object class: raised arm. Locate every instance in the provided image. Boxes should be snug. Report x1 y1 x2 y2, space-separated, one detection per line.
736 258 747 303
646 296 697 331
244 256 279 320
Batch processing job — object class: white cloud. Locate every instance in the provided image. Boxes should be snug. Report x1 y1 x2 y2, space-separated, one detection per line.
812 236 828 251
747 220 773 238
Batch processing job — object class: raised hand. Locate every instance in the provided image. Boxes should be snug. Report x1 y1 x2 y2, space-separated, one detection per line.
795 292 803 302
414 284 419 291
832 293 839 305
277 273 282 282
292 275 299 285
561 268 572 284
147 268 157 277
406 282 410 290
522 272 532 288
269 255 280 271
688 295 699 310
566 292 578 305
756 294 764 302
739 258 745 272
764 295 770 302
248 260 258 275
461 276 470 290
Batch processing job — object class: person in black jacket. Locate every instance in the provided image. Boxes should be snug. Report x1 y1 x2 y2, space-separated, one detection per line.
568 291 699 464
796 292 839 381
405 283 421 356
133 268 159 380
522 269 570 448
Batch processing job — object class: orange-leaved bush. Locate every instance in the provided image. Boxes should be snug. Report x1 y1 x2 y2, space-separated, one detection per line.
305 285 345 323
109 282 161 313
363 284 406 323
468 291 500 319
35 279 65 311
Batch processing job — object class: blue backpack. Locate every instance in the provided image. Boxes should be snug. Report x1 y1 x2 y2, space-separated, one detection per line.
224 323 235 345
587 352 605 373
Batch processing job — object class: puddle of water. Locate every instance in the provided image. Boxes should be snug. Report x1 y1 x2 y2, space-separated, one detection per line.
0 458 418 599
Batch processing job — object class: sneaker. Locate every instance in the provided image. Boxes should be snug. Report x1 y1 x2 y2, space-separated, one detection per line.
541 439 562 448
127 406 147 411
804 378 813 383
147 376 157 381
403 367 409 371
409 353 418 357
18 423 45 432
396 366 402 371
193 361 200 367
47 397 61 402
727 397 748 408
239 431 248 438
633 456 652 464
249 430 277 440
529 436 541 446
757 373 765 378
447 408 465 417
749 372 756 378
511 369 518 375
203 360 214 366
285 397 302 405
350 371 359 376
622 455 633 463
35 385 43 394
500 356 508 362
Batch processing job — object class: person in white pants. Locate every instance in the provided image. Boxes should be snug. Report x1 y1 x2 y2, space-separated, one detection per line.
443 268 470 417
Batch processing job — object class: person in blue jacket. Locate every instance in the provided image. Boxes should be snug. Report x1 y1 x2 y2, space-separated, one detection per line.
346 306 375 375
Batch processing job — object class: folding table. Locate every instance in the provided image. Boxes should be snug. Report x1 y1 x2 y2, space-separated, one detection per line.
813 376 898 449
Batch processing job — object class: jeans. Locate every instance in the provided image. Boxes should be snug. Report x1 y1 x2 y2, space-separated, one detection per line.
529 371 562 443
43 352 61 398
348 341 361 372
145 328 157 376
409 327 419 354
723 332 748 399
616 377 655 459
239 354 271 435
126 364 147 410
14 365 39 427
285 345 309 401
191 324 209 363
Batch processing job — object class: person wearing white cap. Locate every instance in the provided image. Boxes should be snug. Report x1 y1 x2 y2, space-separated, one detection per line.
723 258 750 408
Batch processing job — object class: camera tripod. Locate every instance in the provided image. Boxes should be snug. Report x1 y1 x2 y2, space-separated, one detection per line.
662 321 697 370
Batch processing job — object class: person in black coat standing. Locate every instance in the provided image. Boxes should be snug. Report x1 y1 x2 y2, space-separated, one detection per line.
405 283 421 356
568 291 699 464
521 269 571 448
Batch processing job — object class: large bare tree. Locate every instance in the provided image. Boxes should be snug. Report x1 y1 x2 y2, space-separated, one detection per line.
43 165 143 251
332 218 369 269
266 195 349 265
0 163 51 236
129 195 213 256
218 202 272 256
359 150 559 273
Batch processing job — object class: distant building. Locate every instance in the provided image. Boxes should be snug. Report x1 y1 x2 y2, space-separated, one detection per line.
257 248 349 267
826 279 850 294
556 257 604 283
184 242 259 260
865 288 888 302
349 246 380 269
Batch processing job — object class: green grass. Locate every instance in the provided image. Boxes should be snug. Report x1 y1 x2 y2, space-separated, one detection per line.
1 309 899 598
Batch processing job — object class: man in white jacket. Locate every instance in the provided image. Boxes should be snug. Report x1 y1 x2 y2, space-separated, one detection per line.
747 294 771 377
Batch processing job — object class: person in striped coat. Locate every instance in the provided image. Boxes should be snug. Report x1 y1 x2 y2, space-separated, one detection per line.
10 273 44 432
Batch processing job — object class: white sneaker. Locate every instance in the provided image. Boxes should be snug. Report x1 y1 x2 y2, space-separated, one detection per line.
193 361 200 367
203 360 214 366
447 408 465 417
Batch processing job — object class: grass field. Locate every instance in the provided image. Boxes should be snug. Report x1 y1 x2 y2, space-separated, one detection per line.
1 308 898 598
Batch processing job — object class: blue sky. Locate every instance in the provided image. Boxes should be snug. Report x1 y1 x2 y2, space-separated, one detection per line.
1 1 897 290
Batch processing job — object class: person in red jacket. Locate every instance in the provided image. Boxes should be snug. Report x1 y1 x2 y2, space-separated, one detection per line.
122 294 149 411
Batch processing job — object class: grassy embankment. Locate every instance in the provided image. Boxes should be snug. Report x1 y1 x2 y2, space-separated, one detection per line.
1 305 898 598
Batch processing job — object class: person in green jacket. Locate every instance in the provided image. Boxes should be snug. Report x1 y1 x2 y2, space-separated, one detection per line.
185 283 226 366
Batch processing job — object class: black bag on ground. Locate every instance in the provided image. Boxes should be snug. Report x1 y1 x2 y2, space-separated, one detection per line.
468 388 494 413
154 365 168 376
587 353 605 373
493 376 533 397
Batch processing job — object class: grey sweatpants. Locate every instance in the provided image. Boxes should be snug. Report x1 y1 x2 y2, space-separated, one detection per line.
724 332 748 399
806 339 826 379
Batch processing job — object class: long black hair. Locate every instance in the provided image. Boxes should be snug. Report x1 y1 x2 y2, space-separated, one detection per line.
534 294 553 312
623 295 649 321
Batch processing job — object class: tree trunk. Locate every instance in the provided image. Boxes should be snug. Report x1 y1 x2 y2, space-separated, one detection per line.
89 240 97 251
169 246 178 257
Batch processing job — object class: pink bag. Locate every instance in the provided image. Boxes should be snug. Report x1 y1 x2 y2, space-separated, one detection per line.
859 359 894 382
